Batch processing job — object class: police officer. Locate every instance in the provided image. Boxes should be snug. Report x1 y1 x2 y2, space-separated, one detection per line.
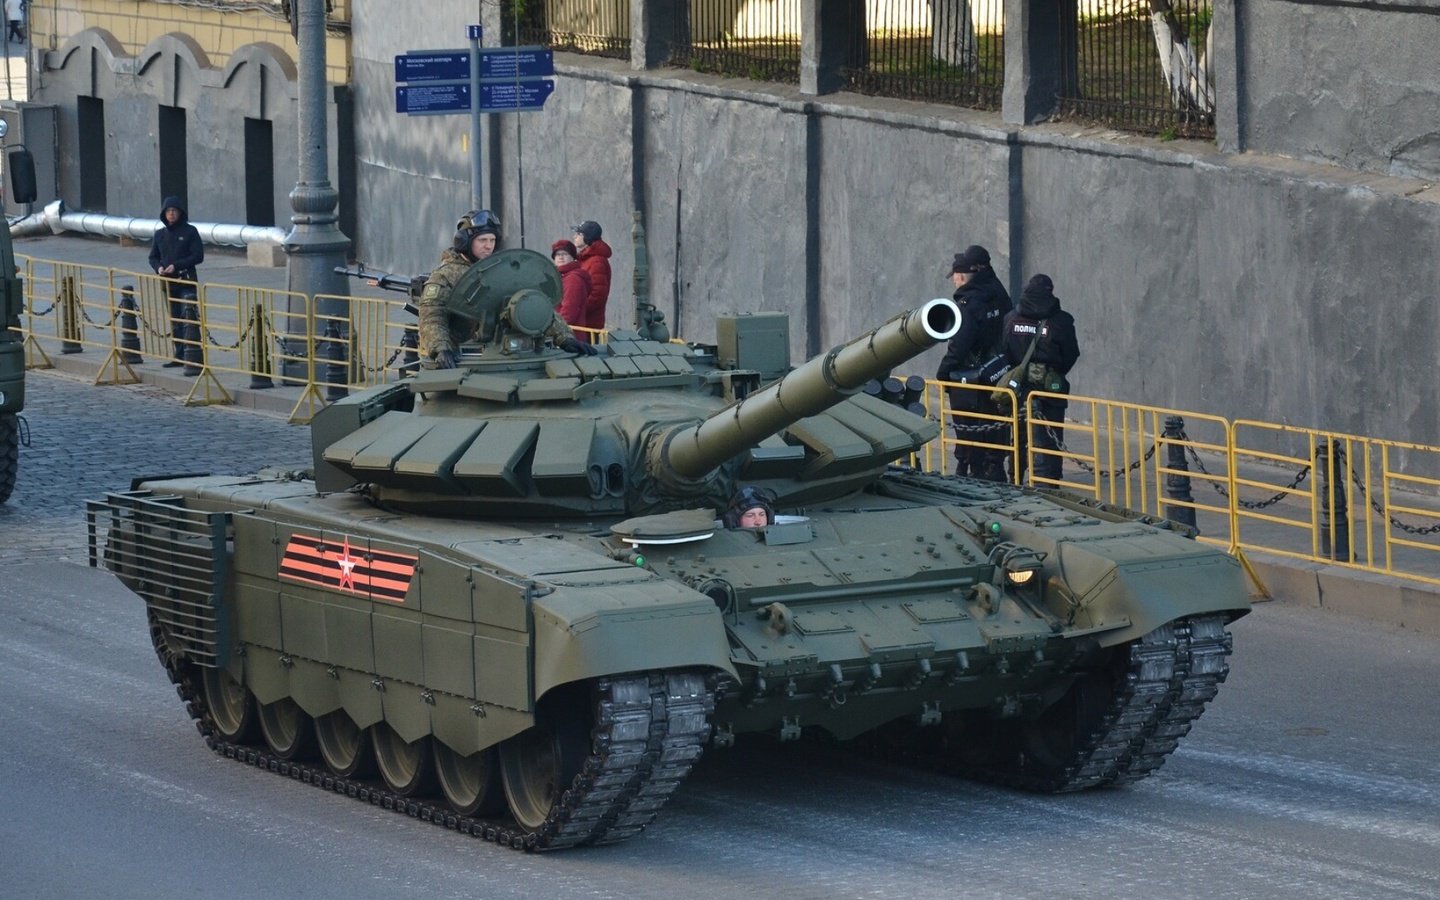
935 245 1012 481
1000 274 1079 483
419 209 593 369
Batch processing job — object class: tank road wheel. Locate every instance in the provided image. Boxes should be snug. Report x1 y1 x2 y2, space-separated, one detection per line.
0 412 17 504
371 722 436 797
201 667 258 742
315 711 374 778
498 695 591 833
258 698 317 760
433 743 505 817
1020 668 1117 779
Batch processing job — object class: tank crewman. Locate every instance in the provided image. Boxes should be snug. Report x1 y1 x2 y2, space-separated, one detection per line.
419 210 595 369
419 209 501 369
1000 274 1080 483
934 244 1012 481
722 485 775 529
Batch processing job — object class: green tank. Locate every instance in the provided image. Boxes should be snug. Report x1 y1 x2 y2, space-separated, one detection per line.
87 247 1250 851
1 221 25 503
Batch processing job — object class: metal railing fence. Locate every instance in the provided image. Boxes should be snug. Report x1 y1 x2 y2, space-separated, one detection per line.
505 0 632 59
666 0 801 83
841 0 1004 109
1057 0 1216 138
14 255 1439 589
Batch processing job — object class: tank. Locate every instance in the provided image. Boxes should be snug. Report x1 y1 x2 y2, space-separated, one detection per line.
87 246 1251 851
1 220 25 503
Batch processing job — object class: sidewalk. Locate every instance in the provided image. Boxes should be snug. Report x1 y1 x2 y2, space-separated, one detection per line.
13 231 1440 636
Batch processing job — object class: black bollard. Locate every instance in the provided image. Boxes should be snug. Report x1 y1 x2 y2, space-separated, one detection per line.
901 374 926 408
180 295 203 376
1161 415 1198 531
322 319 349 402
61 275 83 354
248 304 274 389
1316 439 1350 561
399 325 419 377
118 286 143 365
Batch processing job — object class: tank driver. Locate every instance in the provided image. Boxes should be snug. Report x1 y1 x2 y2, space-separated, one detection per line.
723 485 775 529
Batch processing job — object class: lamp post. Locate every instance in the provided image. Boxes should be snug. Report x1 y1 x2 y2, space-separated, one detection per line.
282 0 350 384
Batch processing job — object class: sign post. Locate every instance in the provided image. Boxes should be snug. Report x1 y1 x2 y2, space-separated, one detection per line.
394 32 558 227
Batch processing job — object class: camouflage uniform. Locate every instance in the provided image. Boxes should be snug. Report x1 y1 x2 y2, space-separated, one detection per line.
418 248 477 363
418 248 578 366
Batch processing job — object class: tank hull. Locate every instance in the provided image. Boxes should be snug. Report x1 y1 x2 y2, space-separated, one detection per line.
89 466 1249 848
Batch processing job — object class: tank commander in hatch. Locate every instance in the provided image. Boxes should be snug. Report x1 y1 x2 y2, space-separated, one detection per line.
723 486 775 529
420 210 595 368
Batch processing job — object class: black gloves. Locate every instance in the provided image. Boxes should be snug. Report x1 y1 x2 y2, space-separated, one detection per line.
561 338 599 356
435 349 457 369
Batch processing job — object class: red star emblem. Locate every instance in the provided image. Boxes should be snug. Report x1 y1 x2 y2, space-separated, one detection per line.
335 536 358 591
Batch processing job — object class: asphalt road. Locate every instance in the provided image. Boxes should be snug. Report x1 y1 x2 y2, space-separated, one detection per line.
3 372 1438 899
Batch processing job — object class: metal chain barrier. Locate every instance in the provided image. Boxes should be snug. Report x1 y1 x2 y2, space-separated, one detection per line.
1070 435 1158 477
203 315 250 350
78 303 122 329
1185 440 1310 510
1348 465 1440 536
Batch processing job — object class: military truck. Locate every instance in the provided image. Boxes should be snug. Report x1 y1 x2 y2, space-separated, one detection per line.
88 247 1251 851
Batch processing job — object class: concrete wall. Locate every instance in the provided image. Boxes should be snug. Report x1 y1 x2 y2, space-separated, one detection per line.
1235 0 1440 180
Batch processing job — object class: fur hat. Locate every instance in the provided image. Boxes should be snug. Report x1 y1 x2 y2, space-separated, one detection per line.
551 239 579 260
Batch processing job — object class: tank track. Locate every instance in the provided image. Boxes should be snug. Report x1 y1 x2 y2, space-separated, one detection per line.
149 616 714 851
869 613 1233 792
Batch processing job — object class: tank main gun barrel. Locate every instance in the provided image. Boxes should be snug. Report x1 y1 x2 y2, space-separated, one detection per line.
663 298 961 480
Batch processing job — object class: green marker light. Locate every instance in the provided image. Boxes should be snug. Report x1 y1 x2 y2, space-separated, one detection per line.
990 522 1001 534
634 554 646 567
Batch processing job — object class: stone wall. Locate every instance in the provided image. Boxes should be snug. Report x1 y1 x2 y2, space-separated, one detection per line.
1231 0 1440 180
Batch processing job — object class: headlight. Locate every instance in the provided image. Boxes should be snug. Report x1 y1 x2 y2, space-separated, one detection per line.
988 541 1046 588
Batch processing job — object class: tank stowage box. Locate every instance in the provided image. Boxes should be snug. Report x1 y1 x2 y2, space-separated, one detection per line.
88 250 1250 852
716 311 790 376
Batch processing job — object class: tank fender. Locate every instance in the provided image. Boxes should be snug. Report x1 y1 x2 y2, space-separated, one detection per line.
531 577 736 701
1007 527 1252 645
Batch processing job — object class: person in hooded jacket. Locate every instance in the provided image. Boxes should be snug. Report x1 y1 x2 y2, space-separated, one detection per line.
934 244 1012 481
1000 273 1079 483
551 239 593 340
147 196 204 367
572 220 612 336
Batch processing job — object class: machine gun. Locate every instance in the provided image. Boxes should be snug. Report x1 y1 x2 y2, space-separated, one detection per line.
334 264 425 315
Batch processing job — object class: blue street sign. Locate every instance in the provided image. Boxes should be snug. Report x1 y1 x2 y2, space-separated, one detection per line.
477 47 554 81
394 51 470 83
467 24 482 40
395 83 471 115
478 79 555 112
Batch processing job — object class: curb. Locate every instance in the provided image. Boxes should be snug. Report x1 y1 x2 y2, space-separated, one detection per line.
1248 553 1440 637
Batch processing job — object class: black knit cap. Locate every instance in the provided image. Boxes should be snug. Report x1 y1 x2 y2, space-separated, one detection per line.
951 244 991 275
573 220 602 243
1023 273 1055 301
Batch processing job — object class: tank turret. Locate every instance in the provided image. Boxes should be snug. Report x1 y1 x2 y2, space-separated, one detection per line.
313 249 960 517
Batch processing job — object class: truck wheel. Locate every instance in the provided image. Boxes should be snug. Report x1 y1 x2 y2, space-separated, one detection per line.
0 413 16 504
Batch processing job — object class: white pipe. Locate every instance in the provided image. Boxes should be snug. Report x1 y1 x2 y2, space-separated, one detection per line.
9 199 286 247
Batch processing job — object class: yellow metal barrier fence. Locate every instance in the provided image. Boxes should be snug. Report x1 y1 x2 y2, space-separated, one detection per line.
15 251 1439 589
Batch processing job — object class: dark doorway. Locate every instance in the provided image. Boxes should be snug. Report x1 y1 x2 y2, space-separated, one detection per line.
157 104 188 208
77 96 107 211
244 117 274 226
